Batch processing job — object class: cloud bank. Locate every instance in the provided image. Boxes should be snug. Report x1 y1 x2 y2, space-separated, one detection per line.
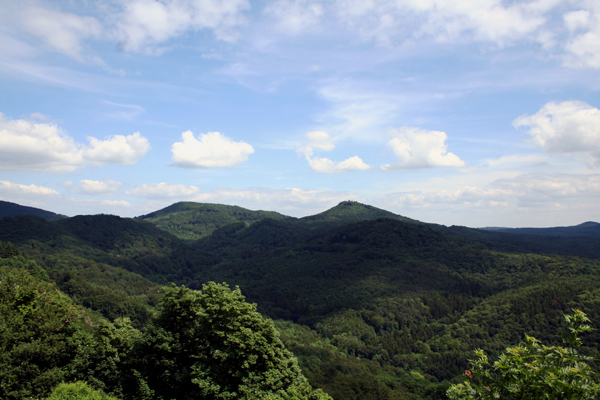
114 0 250 52
126 183 200 198
70 179 123 196
0 180 59 196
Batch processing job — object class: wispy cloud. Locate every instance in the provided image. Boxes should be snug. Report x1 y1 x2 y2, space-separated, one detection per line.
297 131 372 173
126 183 200 198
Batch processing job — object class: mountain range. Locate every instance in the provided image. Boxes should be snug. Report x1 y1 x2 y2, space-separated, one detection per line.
1 199 600 400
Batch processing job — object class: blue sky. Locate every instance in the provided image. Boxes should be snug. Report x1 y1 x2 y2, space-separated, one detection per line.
1 0 599 227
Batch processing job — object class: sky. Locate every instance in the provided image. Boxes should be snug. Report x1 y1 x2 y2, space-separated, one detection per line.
0 0 599 227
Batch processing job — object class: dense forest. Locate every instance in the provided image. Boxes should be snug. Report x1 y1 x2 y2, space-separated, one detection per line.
2 200 600 399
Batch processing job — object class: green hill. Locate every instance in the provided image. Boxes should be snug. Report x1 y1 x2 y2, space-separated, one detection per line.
137 200 420 242
136 201 292 241
299 200 420 228
0 200 66 221
2 201 600 400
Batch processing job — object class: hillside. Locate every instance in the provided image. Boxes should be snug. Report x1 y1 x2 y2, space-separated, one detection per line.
138 200 421 242
299 200 420 227
0 200 66 221
136 201 292 241
2 200 600 400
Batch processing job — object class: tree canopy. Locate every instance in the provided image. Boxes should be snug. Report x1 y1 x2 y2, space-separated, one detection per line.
138 282 331 400
447 310 600 399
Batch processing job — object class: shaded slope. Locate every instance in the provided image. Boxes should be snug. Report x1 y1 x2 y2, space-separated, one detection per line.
193 218 502 324
438 225 600 259
0 214 219 284
0 200 66 221
481 221 600 238
136 201 293 241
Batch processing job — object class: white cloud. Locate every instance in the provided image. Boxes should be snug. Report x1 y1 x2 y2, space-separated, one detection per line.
0 181 59 196
22 6 102 59
564 10 591 32
563 5 600 68
126 183 200 198
513 101 600 166
564 30 600 69
115 0 250 52
72 179 123 195
317 84 404 142
171 131 254 168
266 0 550 46
383 187 513 211
0 114 151 172
494 172 600 204
84 132 150 165
377 172 600 226
382 127 465 170
101 200 131 207
297 130 335 157
306 130 335 151
264 0 324 34
405 0 547 44
307 155 372 174
262 0 600 70
297 130 372 173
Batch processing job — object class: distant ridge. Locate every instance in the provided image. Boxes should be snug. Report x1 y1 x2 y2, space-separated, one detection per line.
481 221 600 238
137 200 422 242
136 201 292 241
0 200 66 221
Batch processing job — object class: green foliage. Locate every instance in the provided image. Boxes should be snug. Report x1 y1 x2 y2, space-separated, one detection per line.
2 203 600 400
0 258 327 400
0 241 19 258
47 381 118 400
0 265 92 399
447 310 600 399
138 282 331 400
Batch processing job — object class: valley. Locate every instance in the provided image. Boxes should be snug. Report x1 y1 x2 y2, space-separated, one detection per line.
1 200 600 399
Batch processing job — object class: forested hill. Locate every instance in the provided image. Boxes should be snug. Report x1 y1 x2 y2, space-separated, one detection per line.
0 199 66 221
2 200 600 399
297 200 420 227
136 201 293 241
136 200 421 242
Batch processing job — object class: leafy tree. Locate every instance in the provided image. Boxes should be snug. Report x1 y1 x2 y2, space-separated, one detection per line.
447 310 600 399
47 381 118 400
137 282 332 400
0 266 90 399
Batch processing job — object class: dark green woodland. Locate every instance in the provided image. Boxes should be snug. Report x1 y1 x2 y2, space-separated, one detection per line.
1 200 600 399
